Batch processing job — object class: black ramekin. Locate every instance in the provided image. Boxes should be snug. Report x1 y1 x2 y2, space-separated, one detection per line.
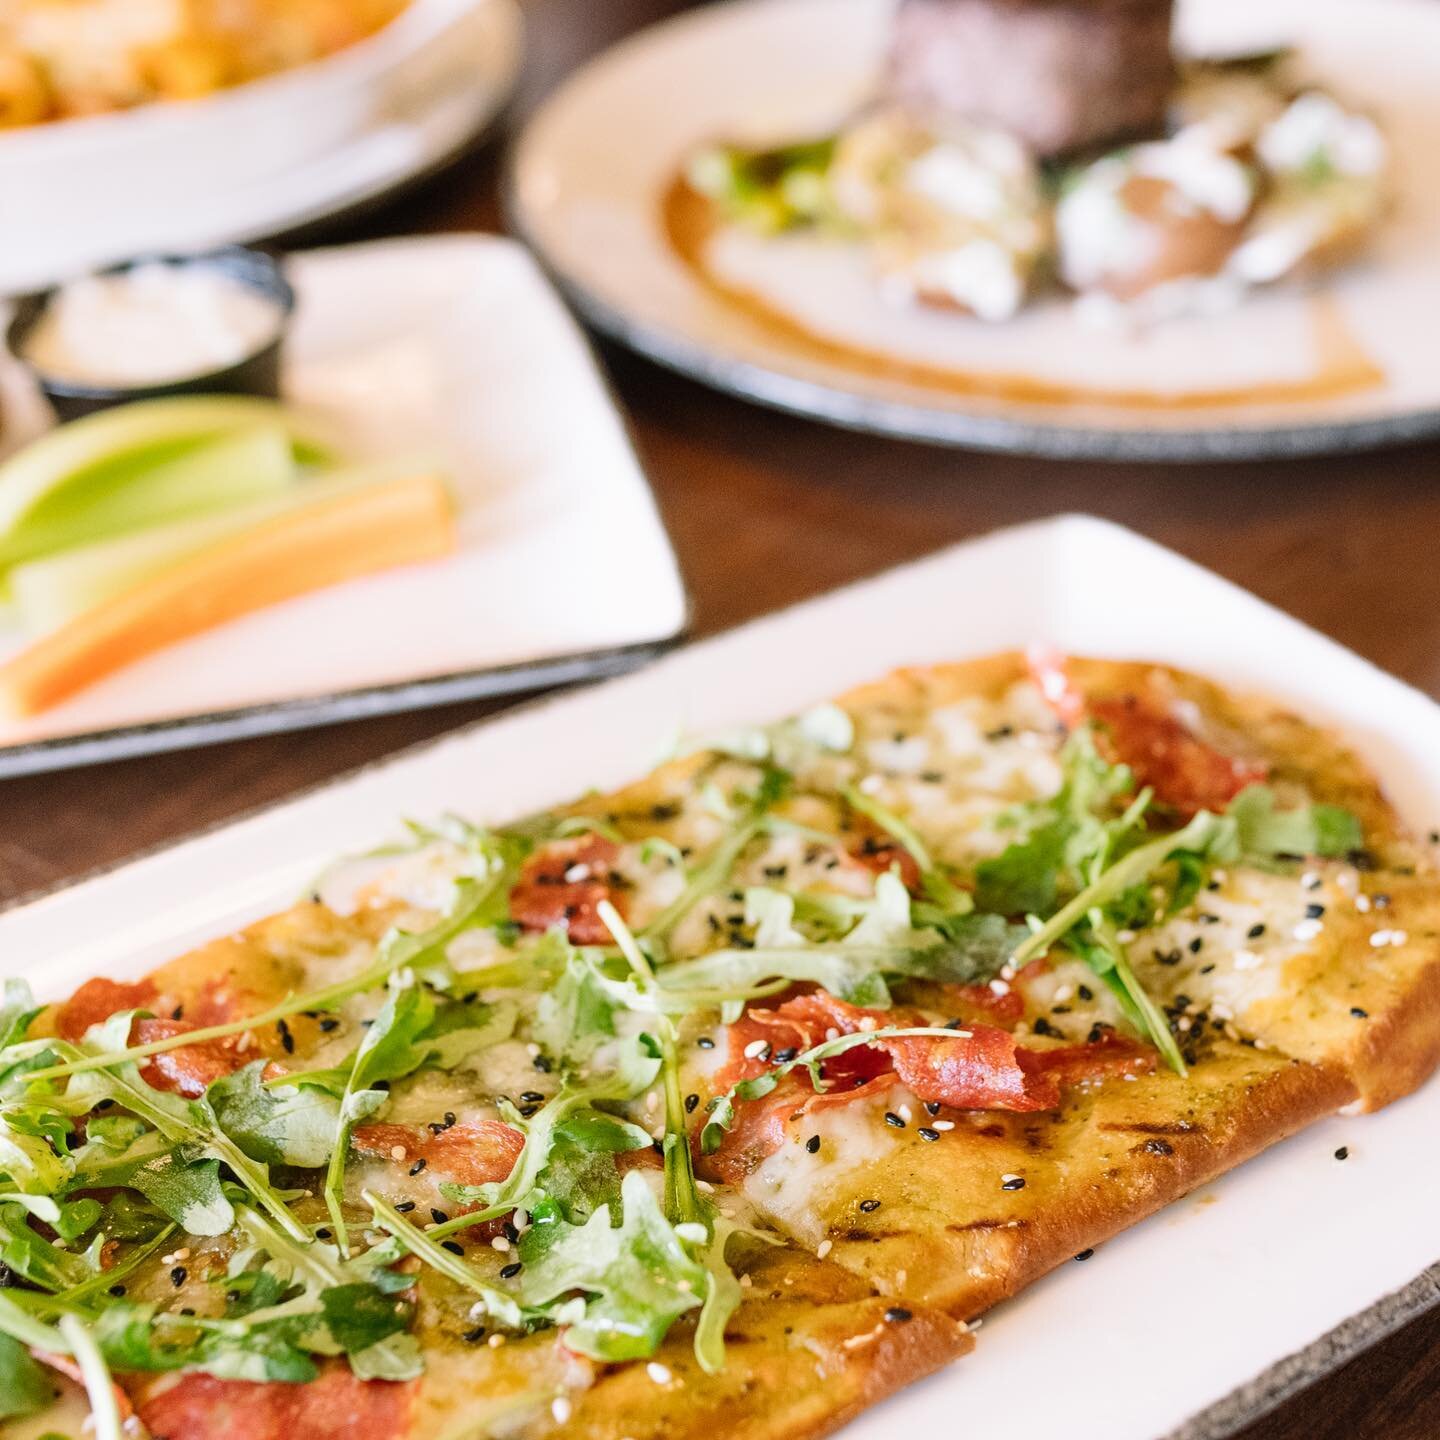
6 246 296 423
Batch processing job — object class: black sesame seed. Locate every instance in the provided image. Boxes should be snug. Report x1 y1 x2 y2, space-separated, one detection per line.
319 1017 340 1033
520 1091 545 1105
858 1198 881 1213
924 1101 941 1116
774 1047 798 1063
805 1135 821 1154
1305 903 1326 920
504 1222 520 1244
1199 963 1216 975
916 1127 941 1142
518 1105 542 1119
1247 923 1266 939
685 1093 700 1114
463 1326 486 1343
316 1227 332 1240
533 1055 554 1073
1373 892 1391 908
394 1200 416 1213
409 1159 427 1176
1031 1016 1058 1038
884 1306 913 1323
441 1240 465 1256
1001 1177 1026 1191
884 1111 906 1129
108 1283 127 1296
696 1036 715 1050
1142 1138 1174 1156
430 1208 447 1226
277 1019 295 1054
1077 985 1094 1002
1350 1006 1369 1019
1188 937 1204 954
500 1262 523 1279
1074 1249 1095 1262
1334 1146 1349 1161
171 1005 184 1021
443 1111 457 1128
170 1266 187 1287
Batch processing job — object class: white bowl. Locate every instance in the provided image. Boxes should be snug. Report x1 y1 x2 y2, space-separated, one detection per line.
0 0 516 291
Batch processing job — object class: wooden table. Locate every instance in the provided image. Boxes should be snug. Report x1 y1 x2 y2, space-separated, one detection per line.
5 1 1438 1433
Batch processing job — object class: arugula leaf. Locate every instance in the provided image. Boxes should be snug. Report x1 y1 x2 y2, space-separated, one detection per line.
0 1201 102 1289
322 975 434 1250
0 1113 73 1194
0 979 39 1052
209 1063 341 1168
130 1151 233 1236
655 899 1026 1009
318 1283 414 1357
516 1169 705 1362
1228 785 1363 860
58 1311 124 1440
842 785 972 913
0 1331 55 1419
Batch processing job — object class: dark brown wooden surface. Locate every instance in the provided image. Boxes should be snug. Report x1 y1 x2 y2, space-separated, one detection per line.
5 1 1440 1433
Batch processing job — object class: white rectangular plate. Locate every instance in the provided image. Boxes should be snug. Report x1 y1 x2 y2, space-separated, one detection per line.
0 234 688 776
3 514 1436 1439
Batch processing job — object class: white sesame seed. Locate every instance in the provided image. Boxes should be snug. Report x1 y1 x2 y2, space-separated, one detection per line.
1355 894 1372 913
998 963 1017 982
1177 1017 1193 1033
988 979 1011 996
825 1027 840 1041
1301 871 1321 890
389 1145 406 1161
816 1239 833 1258
932 1120 955 1132
858 775 883 795
1053 985 1073 1003
896 1104 913 1124
1000 1173 1022 1184
1232 949 1263 971
488 1333 506 1348
1292 918 1323 942
552 1397 573 1424
674 1222 707 1244
857 1016 877 1032
563 863 591 883
743 1039 770 1059
647 1362 673 1386
1116 929 1136 944
695 1180 714 1194
491 1236 511 1252
525 1042 541 1057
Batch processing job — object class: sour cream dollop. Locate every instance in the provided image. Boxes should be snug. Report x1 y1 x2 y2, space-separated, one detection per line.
21 261 284 388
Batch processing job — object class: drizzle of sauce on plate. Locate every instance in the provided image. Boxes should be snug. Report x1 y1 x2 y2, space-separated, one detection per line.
661 176 1384 412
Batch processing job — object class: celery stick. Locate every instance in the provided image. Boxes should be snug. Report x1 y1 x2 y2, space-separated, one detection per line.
0 424 301 573
9 469 402 633
0 397 333 564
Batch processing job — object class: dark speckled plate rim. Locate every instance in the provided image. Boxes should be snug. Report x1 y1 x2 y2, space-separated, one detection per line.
3 517 1439 1439
502 136 1440 464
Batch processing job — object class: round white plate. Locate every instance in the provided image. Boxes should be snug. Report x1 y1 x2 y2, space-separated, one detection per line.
0 0 523 296
510 0 1440 459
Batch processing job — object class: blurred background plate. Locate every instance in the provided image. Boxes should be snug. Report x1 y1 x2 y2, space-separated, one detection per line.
510 0 1440 460
0 0 523 296
0 234 688 776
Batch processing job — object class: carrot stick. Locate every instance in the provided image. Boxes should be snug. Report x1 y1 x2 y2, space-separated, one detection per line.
0 471 456 717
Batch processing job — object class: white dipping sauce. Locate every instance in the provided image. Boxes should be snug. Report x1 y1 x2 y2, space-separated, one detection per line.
22 261 283 387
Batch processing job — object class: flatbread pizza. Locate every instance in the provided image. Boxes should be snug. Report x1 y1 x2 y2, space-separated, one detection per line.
2 651 1436 1439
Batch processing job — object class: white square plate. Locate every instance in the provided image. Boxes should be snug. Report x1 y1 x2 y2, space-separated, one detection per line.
3 515 1435 1438
0 234 688 777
